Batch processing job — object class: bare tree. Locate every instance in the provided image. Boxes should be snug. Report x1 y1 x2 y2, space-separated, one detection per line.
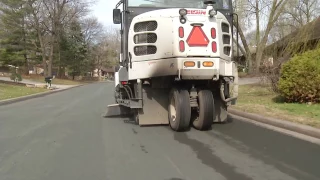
233 0 254 72
234 0 289 73
271 0 320 41
80 16 104 45
285 0 319 27
90 26 121 76
27 0 93 77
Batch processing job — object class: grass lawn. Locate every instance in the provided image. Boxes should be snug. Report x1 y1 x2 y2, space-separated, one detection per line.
22 75 86 85
0 83 48 100
233 83 320 128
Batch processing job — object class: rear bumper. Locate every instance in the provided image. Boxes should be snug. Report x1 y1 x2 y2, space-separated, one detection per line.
180 69 219 80
178 57 219 80
177 57 233 80
128 57 235 80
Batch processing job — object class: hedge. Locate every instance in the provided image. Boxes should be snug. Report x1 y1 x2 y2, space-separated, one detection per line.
278 47 320 103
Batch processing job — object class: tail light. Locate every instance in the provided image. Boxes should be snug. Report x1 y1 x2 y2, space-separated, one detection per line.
179 40 185 52
212 42 217 53
179 27 184 38
203 61 214 67
211 28 216 39
184 61 195 67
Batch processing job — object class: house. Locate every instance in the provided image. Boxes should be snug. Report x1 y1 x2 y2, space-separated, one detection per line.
101 67 116 78
92 66 116 78
0 65 10 76
234 17 320 70
264 16 320 65
28 64 44 75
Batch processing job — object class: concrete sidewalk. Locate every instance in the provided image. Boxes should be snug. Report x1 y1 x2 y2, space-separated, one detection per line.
0 76 76 89
238 77 260 85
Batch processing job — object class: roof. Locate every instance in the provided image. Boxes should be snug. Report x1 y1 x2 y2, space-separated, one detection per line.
101 67 115 73
265 16 320 52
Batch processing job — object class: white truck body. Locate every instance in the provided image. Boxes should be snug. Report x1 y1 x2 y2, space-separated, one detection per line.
106 0 239 132
127 7 235 80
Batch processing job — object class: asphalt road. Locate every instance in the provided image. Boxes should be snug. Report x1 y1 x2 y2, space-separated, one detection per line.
0 82 320 180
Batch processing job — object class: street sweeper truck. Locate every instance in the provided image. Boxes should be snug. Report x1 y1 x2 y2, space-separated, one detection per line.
105 0 239 132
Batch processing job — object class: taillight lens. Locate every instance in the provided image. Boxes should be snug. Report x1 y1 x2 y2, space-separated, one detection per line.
179 27 184 38
179 40 185 52
212 41 217 53
184 61 195 67
211 28 216 39
203 61 214 67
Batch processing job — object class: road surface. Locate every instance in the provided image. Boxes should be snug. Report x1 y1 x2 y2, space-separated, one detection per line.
0 82 319 180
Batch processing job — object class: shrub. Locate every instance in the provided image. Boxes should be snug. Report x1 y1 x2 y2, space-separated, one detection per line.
9 67 22 82
260 64 281 93
278 47 320 103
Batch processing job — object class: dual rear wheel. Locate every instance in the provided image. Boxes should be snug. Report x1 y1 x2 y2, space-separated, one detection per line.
168 88 214 131
168 88 191 131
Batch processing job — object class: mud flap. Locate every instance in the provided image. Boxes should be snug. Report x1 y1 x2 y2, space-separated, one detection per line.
103 104 133 117
138 86 170 125
213 95 228 123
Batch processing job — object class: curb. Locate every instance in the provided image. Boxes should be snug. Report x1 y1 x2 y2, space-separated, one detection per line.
228 108 320 140
0 84 84 106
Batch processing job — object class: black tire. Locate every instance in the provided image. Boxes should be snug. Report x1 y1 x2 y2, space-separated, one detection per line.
193 90 214 130
168 88 191 131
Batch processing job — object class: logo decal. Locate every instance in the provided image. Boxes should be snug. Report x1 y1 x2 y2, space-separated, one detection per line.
187 10 206 15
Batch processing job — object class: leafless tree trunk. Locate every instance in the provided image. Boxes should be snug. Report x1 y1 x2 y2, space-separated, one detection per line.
254 0 288 73
233 0 289 74
28 0 49 76
233 18 254 73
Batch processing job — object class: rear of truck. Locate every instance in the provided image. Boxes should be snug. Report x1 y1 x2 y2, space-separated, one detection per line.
107 0 238 132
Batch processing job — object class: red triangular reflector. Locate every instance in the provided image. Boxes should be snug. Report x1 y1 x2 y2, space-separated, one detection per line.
186 26 209 47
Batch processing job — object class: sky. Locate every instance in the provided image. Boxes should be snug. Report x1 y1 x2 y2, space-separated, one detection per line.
91 0 120 28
